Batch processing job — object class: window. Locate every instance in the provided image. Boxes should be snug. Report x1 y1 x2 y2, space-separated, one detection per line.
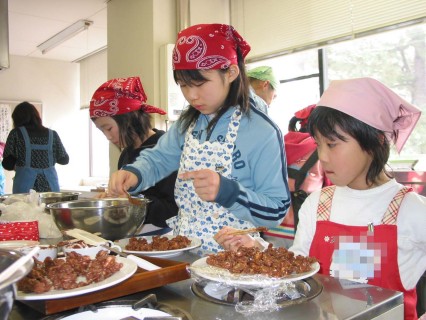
249 23 426 169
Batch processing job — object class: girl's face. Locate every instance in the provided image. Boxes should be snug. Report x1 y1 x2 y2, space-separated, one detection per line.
93 117 121 147
315 126 373 190
177 67 237 115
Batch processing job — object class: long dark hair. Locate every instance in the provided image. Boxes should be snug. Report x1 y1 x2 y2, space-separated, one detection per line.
112 109 152 150
308 106 392 185
12 102 46 131
174 47 250 135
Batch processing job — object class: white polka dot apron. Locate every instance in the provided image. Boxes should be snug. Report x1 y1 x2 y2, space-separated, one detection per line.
168 108 255 255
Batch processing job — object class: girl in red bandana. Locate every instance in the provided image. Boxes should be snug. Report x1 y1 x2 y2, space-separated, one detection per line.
90 76 178 229
107 24 290 254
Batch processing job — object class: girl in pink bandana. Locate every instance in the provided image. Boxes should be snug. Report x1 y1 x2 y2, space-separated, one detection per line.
107 24 290 254
215 78 425 319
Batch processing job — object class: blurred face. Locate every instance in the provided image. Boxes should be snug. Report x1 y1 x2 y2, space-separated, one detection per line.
177 67 237 115
93 117 121 147
315 126 373 190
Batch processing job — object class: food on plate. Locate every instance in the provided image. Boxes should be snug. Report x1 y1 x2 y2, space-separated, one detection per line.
17 251 123 293
206 244 317 278
125 235 191 251
57 240 95 249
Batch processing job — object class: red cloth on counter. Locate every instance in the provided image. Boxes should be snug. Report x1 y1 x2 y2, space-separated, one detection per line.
0 221 39 241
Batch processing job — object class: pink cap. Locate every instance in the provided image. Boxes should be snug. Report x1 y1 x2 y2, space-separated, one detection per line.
317 78 421 152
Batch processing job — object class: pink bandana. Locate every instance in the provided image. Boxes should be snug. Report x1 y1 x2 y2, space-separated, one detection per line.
90 77 166 118
172 24 251 70
317 78 421 152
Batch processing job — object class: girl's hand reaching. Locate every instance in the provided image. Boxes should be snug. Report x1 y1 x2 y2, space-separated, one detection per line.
108 170 138 197
214 226 259 251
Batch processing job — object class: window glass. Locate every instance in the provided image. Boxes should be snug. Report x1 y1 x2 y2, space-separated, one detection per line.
248 49 320 134
249 23 426 169
326 24 426 167
89 118 109 178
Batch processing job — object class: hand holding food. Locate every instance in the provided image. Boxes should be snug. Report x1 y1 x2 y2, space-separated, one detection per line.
179 169 220 202
108 170 138 197
214 226 262 251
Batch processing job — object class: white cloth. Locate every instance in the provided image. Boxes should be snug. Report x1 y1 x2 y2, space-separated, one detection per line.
290 179 426 290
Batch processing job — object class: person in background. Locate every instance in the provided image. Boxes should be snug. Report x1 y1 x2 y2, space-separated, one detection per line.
247 65 278 114
0 142 5 195
263 104 330 248
89 76 178 229
2 102 69 193
215 78 426 320
107 24 290 254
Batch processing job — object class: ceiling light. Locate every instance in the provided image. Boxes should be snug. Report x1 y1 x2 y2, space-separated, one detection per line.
37 20 93 54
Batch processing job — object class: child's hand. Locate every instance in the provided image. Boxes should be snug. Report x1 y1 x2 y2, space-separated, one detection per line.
214 226 258 251
108 170 138 196
179 169 220 201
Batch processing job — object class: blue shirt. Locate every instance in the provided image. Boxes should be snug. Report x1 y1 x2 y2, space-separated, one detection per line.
124 105 290 227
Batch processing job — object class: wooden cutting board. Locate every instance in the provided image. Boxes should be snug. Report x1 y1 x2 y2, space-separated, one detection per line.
17 255 190 315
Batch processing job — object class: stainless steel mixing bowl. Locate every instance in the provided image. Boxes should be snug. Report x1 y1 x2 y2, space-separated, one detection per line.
39 192 81 205
0 249 34 320
47 198 150 241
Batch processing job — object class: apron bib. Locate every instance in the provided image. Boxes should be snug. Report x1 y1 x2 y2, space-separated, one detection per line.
309 186 417 320
168 108 254 255
13 127 59 193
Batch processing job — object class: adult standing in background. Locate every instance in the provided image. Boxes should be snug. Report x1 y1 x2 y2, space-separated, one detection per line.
2 102 69 193
247 65 278 113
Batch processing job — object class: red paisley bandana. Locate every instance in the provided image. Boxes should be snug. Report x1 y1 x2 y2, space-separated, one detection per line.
90 77 166 118
172 24 251 70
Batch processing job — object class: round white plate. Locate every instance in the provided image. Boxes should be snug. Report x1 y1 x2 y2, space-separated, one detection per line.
54 307 171 320
16 257 137 300
0 240 39 250
115 235 202 258
190 257 320 287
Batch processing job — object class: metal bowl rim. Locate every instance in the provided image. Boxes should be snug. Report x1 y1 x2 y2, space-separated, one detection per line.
46 197 151 209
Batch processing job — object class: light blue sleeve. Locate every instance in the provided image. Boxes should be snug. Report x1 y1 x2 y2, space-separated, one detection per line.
215 111 291 227
231 131 290 227
124 122 184 192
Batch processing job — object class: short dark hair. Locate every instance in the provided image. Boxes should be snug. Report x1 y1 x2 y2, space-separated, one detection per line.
173 47 250 135
112 110 152 149
12 101 45 131
308 106 391 185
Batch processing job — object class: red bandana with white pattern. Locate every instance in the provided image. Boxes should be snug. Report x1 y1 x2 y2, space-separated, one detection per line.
90 77 166 118
172 24 251 70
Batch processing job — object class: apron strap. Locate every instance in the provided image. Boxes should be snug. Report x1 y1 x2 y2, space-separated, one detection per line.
381 186 412 225
317 185 336 221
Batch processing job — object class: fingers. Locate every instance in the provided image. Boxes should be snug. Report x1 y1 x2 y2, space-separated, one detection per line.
179 169 220 201
108 170 137 196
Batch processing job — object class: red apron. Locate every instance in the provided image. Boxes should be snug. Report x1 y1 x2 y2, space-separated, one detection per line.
309 186 417 320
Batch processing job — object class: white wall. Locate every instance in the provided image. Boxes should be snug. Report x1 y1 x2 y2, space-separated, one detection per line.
0 55 87 193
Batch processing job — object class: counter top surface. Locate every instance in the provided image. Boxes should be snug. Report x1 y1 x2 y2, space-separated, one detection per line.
10 251 404 320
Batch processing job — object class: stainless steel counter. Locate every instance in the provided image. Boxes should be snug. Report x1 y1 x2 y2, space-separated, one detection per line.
9 252 404 320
